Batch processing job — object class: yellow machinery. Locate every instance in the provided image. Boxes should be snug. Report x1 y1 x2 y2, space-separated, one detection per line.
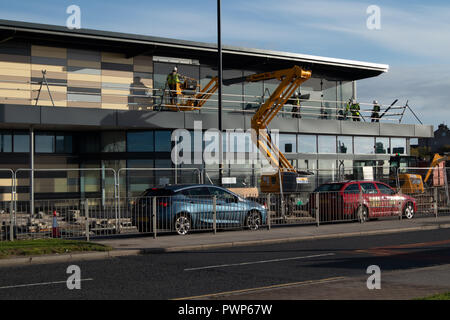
165 76 219 111
165 65 313 193
393 153 448 194
223 66 313 193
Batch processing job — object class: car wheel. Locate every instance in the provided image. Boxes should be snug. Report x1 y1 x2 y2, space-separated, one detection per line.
246 210 262 230
174 213 191 235
403 202 415 219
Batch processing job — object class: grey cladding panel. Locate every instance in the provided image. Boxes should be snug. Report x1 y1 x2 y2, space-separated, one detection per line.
0 105 40 124
414 124 434 138
118 110 184 129
341 121 380 136
380 123 415 137
41 106 116 126
298 119 340 135
185 113 217 130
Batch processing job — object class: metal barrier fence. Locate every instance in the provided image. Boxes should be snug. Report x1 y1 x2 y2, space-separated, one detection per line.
1 167 450 241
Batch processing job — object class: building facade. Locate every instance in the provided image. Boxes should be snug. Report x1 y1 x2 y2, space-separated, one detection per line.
0 20 434 201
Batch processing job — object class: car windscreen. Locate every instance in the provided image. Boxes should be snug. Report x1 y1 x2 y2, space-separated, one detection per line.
315 183 345 192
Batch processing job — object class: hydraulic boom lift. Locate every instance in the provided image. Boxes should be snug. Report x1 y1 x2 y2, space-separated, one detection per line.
164 76 220 111
223 65 313 193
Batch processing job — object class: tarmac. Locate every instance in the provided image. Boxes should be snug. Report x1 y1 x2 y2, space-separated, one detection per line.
1 214 450 267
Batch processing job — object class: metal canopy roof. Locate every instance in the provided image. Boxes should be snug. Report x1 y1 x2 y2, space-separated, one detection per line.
0 19 389 81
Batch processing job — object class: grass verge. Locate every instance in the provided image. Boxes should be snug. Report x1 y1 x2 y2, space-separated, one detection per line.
417 292 450 300
0 239 111 259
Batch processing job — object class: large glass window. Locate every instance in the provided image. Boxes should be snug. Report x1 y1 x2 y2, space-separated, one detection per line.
13 132 30 153
337 136 352 154
35 133 55 153
101 131 125 152
279 134 297 153
321 80 337 120
55 135 73 153
354 137 375 154
299 78 322 119
200 65 217 113
0 132 12 152
127 131 154 152
318 135 336 153
375 137 389 154
298 135 317 153
391 138 406 155
223 69 243 111
127 159 154 196
155 131 172 152
337 81 353 120
79 132 100 153
244 70 263 112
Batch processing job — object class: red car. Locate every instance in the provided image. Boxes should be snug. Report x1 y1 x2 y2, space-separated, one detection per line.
309 180 417 222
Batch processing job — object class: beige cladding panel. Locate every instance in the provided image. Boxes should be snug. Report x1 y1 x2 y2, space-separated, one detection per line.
31 45 67 59
101 52 133 64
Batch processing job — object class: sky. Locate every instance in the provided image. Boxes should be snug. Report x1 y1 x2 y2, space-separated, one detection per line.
1 0 449 129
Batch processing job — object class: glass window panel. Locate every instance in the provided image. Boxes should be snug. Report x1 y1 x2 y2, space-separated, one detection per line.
127 131 154 152
155 131 172 152
35 134 55 153
391 138 406 155
0 133 12 152
55 135 73 153
337 136 352 154
298 78 321 119
337 81 354 120
321 80 337 120
354 137 375 154
200 65 218 113
13 133 30 153
375 137 389 154
127 159 154 196
318 135 336 153
244 70 263 112
223 69 243 111
297 135 317 153
79 132 100 153
102 131 125 152
279 134 297 153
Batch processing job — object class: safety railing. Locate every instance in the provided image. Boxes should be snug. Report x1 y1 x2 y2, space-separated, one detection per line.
0 76 417 124
2 166 450 241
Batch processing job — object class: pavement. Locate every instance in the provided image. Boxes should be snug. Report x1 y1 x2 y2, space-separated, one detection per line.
95 215 450 253
1 214 450 267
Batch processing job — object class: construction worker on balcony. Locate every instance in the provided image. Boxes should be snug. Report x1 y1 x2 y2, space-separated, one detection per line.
291 91 301 118
371 100 381 122
349 99 361 121
167 67 182 106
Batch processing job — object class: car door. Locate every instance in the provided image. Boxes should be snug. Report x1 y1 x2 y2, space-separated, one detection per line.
375 183 399 216
342 183 361 216
208 187 246 225
184 187 214 227
360 182 382 217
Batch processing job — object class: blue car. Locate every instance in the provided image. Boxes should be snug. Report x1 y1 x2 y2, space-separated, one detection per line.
131 184 267 235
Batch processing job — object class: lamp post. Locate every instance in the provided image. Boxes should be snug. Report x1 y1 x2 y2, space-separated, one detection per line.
217 0 223 186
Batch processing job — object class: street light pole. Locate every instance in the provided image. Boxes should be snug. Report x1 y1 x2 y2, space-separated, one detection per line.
217 0 223 186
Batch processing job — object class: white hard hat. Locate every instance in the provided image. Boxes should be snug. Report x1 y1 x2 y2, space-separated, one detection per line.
173 67 178 72
373 100 378 104
352 99 357 104
294 92 299 97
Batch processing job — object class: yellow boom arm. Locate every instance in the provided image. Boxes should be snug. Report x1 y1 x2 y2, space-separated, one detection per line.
424 153 449 183
225 66 311 172
167 77 219 111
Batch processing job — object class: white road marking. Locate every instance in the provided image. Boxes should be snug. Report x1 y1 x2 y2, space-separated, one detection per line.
0 278 93 290
184 253 335 271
